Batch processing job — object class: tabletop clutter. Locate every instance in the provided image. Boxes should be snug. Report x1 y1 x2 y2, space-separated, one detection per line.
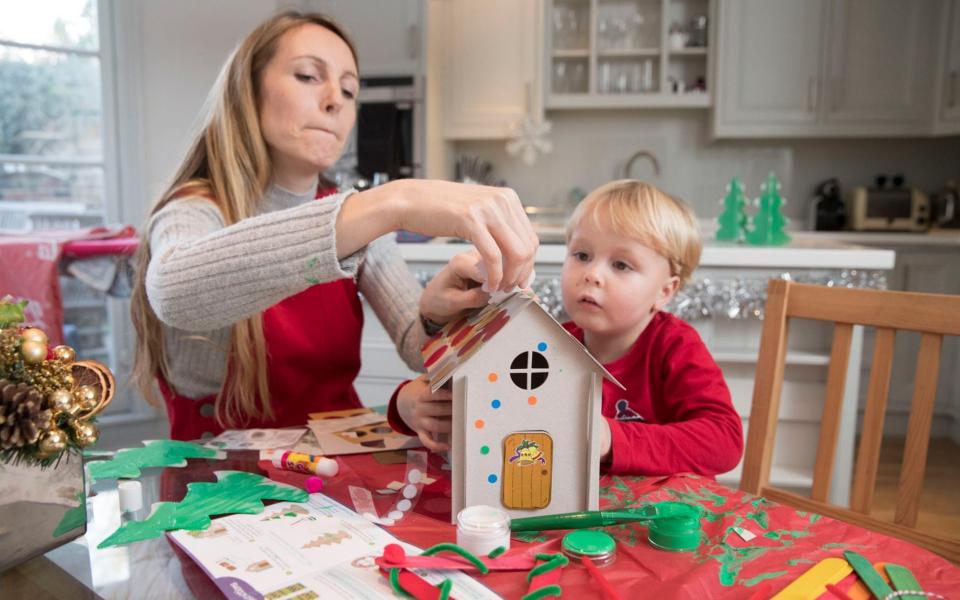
3 298 956 598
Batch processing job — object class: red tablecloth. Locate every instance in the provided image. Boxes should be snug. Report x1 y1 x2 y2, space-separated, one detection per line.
0 227 136 342
161 452 960 599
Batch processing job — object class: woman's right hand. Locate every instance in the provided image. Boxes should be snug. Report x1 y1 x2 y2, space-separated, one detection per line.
395 375 452 453
340 180 539 293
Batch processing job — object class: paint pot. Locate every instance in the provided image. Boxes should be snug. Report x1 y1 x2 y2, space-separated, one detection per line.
561 530 616 567
456 505 511 557
118 480 143 513
644 501 702 552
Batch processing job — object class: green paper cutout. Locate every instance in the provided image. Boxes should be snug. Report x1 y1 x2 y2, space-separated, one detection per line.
53 492 87 537
98 471 308 547
0 299 27 327
746 172 792 246
87 439 224 482
716 176 749 243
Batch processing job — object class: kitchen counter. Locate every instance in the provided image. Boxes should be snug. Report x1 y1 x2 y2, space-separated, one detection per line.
792 230 960 248
398 237 896 270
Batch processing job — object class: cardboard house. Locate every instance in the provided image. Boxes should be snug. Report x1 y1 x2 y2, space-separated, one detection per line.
420 291 623 522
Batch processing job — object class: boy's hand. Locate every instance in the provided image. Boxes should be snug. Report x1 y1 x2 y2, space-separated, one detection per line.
396 375 452 453
600 418 612 463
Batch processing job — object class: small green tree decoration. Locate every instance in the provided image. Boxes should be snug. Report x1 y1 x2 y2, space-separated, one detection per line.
746 172 792 246
715 176 749 242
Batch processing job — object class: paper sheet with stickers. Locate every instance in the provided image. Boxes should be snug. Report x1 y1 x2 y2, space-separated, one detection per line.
168 494 496 600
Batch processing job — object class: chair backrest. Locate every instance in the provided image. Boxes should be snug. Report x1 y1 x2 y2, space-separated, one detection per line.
740 279 960 562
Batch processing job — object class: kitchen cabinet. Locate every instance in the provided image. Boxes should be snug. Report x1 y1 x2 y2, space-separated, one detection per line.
435 0 544 139
300 0 423 76
714 0 939 137
545 0 714 110
934 0 960 134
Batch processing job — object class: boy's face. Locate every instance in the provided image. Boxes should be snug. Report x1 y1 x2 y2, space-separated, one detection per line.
562 217 679 340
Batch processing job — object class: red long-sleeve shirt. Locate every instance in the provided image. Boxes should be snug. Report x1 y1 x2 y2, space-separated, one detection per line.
564 311 743 476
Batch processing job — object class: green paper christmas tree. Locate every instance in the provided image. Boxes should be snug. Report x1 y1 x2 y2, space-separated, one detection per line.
746 172 792 246
715 176 749 243
99 470 309 547
86 439 225 482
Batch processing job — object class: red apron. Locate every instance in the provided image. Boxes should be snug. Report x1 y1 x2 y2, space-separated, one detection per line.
159 187 365 440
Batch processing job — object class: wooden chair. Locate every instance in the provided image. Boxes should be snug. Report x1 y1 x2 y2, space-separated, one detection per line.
740 279 960 563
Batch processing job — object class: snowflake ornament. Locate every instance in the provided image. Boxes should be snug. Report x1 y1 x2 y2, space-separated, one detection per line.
505 116 554 166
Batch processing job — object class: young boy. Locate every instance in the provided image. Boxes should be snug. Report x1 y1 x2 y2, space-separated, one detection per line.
390 179 742 477
560 179 742 476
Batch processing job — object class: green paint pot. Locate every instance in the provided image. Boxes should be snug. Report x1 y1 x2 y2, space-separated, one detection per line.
644 502 703 552
561 530 617 567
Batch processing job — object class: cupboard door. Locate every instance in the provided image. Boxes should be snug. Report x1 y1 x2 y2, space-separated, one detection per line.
937 0 960 131
714 0 827 137
824 0 934 132
441 0 543 139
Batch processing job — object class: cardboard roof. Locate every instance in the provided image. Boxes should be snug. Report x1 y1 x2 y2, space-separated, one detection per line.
420 290 624 392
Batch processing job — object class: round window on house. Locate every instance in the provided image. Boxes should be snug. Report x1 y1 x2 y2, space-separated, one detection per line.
509 351 550 390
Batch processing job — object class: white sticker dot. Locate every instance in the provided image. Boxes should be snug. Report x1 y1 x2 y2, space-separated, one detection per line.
408 469 422 484
397 499 412 511
388 510 404 521
403 484 418 499
380 517 395 526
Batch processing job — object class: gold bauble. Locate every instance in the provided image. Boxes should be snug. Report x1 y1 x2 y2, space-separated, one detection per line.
53 345 76 363
20 340 48 364
75 385 99 404
62 374 75 388
37 428 69 458
21 328 48 345
49 388 76 415
71 421 99 448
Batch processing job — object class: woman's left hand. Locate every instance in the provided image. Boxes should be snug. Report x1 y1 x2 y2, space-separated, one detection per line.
419 250 490 324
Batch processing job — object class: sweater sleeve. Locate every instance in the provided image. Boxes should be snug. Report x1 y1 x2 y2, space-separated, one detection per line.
145 191 364 331
356 234 427 373
606 332 743 477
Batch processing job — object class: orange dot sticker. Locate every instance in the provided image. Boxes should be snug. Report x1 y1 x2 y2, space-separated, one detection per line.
528 396 537 405
475 419 485 429
488 373 498 382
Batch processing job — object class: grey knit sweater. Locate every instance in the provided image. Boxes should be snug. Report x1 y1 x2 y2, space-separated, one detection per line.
145 181 426 400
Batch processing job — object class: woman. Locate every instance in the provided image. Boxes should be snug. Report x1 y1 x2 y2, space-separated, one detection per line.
131 11 537 440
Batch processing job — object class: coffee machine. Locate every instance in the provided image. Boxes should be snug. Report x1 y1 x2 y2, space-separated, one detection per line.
812 178 846 231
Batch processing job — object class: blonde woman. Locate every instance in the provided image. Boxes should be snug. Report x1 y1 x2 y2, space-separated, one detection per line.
131 12 537 440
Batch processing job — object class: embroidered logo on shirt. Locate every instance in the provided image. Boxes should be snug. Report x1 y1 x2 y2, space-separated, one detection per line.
614 399 645 422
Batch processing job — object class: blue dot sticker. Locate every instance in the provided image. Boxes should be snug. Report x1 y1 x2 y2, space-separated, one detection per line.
491 399 501 409
488 474 498 484
538 342 548 352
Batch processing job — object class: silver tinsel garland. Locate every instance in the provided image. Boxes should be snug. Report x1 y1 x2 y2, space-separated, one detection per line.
416 269 888 322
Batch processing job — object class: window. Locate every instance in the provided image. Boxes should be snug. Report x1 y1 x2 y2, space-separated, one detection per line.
0 0 106 230
509 351 550 390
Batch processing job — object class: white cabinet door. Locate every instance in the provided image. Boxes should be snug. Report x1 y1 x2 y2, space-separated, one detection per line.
440 0 543 139
935 0 960 132
714 0 828 137
302 0 423 76
823 0 932 132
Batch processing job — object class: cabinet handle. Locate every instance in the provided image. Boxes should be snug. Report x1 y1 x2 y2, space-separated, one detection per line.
807 77 819 112
951 71 958 108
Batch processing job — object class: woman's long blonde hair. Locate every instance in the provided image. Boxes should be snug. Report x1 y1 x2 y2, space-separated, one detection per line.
130 11 358 428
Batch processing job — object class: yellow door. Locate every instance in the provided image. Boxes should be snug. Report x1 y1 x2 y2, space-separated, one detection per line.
501 432 553 510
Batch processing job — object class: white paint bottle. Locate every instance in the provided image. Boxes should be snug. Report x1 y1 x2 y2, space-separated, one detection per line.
456 505 511 557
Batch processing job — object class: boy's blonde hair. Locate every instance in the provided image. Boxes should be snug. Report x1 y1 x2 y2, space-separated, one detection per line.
565 180 702 286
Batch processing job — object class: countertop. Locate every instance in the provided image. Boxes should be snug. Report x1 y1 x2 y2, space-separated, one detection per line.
398 237 897 269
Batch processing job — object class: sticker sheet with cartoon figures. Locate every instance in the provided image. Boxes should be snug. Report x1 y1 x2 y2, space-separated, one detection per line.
168 494 497 599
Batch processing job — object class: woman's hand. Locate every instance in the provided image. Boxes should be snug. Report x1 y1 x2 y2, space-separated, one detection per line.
419 250 490 324
340 180 538 293
396 375 452 452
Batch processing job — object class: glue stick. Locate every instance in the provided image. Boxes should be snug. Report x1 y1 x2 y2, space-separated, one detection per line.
270 451 338 477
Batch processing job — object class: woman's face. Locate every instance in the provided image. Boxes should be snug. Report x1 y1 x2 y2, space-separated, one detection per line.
258 23 359 178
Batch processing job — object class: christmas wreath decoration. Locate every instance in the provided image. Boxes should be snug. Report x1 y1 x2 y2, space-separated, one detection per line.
0 297 115 466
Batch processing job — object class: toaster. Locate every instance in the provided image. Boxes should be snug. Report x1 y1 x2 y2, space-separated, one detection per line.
846 185 929 231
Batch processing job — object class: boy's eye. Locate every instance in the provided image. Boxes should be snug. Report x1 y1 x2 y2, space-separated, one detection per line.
613 260 631 271
574 251 589 262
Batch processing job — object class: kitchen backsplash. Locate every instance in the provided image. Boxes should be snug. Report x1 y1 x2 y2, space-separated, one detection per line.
455 111 960 223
